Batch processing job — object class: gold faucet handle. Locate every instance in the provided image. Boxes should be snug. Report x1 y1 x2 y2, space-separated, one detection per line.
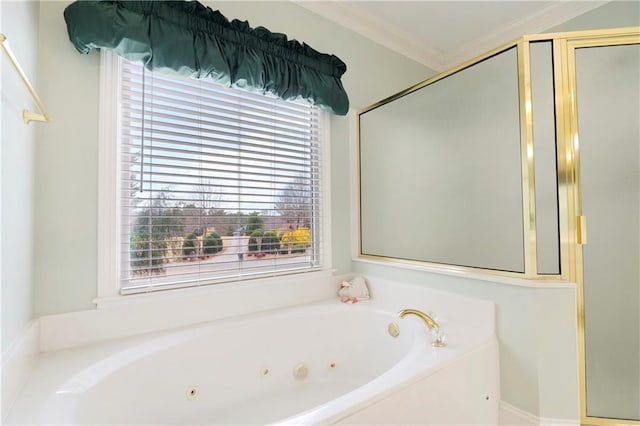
398 308 440 330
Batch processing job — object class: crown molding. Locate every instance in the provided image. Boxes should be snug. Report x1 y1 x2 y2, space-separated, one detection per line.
443 1 610 69
294 1 445 72
294 0 611 74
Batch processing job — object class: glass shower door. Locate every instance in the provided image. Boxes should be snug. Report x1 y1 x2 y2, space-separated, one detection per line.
575 42 640 421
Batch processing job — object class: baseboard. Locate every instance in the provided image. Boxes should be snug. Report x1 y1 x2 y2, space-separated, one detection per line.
500 401 539 426
1 320 40 422
539 418 580 426
500 401 580 426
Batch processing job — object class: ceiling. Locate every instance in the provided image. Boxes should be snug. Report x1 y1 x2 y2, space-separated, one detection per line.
295 1 609 71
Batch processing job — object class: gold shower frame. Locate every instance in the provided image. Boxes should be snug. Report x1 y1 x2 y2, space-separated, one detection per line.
356 26 640 426
553 28 640 426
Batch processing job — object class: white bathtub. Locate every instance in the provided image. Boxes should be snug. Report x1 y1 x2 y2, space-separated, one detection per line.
6 280 499 425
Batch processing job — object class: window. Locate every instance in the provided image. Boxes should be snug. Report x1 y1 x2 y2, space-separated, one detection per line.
105 54 327 295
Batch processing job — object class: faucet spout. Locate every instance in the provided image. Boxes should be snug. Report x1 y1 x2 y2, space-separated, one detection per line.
398 308 439 330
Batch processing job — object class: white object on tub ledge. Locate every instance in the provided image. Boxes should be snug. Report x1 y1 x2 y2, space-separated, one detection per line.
6 276 499 425
338 275 370 303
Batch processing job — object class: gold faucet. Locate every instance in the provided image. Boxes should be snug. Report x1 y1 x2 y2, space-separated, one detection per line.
398 309 439 330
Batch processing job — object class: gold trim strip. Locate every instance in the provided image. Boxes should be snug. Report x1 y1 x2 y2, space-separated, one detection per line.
355 112 363 258
356 254 561 281
582 416 640 426
553 35 588 423
553 38 577 283
517 40 538 277
525 26 640 42
567 33 640 50
0 33 51 124
357 38 521 116
565 37 588 426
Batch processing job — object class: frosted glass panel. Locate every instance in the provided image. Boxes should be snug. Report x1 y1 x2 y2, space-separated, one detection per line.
577 43 640 421
359 48 524 272
530 41 560 275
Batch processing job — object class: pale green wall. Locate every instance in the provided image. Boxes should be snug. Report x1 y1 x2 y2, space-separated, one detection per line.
34 1 100 315
1 1 39 354
32 1 432 316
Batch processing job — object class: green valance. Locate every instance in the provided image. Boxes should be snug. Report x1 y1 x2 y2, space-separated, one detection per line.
63 1 349 115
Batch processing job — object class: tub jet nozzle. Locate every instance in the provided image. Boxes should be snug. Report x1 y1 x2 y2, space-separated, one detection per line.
293 363 309 380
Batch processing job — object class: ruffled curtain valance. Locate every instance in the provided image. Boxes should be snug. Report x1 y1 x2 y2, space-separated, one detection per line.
63 1 349 115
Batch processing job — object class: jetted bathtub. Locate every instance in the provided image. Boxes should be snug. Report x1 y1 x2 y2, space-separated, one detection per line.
6 280 499 425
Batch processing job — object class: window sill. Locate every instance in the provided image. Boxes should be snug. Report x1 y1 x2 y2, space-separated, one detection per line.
41 269 341 352
93 268 337 310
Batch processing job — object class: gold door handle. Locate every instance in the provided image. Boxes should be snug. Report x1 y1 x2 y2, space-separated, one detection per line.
577 215 587 245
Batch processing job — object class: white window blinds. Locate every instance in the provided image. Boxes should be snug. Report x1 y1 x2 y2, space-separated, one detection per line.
118 58 324 294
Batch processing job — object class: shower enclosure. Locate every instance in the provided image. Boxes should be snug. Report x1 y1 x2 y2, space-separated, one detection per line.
357 27 639 425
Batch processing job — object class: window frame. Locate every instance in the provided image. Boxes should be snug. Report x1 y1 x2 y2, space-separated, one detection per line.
96 52 332 304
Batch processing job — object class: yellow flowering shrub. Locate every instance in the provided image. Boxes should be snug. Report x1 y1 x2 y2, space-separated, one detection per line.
280 227 311 247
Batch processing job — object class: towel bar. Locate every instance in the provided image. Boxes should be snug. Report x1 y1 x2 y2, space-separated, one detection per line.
0 33 51 124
